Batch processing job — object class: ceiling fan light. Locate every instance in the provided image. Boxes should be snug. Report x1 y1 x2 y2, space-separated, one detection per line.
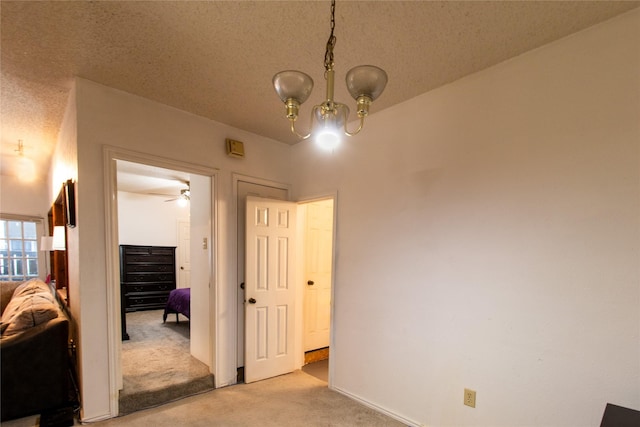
345 65 388 102
177 194 189 207
273 70 314 104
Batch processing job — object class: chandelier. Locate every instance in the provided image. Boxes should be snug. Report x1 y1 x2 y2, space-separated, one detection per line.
272 0 388 150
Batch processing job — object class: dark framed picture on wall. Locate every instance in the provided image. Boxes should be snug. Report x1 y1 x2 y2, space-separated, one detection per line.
65 179 76 228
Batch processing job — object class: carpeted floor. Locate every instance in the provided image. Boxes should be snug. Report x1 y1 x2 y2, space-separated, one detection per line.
3 312 404 426
302 358 329 382
97 370 405 426
3 368 406 427
119 309 214 415
3 335 403 426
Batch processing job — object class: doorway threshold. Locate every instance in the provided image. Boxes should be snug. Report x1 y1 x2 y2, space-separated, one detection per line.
304 347 329 365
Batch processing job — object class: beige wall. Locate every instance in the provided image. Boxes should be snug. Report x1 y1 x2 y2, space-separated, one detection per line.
0 174 49 218
69 79 292 420
291 9 639 427
10 6 637 426
117 191 187 246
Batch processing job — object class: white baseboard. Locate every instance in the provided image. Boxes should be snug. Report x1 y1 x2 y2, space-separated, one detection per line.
330 385 422 427
80 412 114 423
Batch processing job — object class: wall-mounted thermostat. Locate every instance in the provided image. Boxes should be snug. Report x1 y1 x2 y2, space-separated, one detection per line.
226 138 245 158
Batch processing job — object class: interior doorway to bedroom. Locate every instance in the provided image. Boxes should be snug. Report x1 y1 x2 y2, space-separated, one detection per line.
113 158 214 415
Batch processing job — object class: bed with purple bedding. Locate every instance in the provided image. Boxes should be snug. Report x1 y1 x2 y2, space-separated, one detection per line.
163 288 190 323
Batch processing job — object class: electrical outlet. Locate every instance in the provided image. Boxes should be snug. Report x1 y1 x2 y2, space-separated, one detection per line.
464 388 476 408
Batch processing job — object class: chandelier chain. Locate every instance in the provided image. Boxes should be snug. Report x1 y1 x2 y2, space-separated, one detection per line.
324 0 336 72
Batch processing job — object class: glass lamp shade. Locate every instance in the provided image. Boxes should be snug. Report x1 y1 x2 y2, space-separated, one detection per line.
273 70 314 104
315 127 341 151
345 65 388 101
313 104 348 150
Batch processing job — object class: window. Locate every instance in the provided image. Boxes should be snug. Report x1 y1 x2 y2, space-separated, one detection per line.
0 218 43 282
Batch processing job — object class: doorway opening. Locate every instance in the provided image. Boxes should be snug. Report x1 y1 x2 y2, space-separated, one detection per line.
104 148 217 417
235 178 289 383
299 197 334 384
116 160 213 414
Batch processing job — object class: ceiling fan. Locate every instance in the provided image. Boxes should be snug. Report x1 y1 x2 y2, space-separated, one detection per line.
165 182 190 205
165 189 190 204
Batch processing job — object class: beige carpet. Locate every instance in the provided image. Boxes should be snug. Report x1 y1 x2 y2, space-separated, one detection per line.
119 309 214 415
302 358 329 382
2 370 405 426
3 313 404 426
4 363 404 427
98 370 406 426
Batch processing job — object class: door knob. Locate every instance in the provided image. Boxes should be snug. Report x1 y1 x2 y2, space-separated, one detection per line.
180 266 184 270
248 298 257 304
307 280 315 285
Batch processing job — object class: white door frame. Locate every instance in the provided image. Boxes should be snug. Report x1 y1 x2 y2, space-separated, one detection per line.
103 146 218 417
176 218 191 289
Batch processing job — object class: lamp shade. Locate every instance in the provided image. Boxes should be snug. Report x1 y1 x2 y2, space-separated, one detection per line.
40 236 54 251
273 70 314 104
345 65 388 101
313 105 348 150
52 226 66 251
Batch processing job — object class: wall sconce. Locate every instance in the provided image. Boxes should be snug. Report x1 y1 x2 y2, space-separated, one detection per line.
15 139 36 182
52 226 66 251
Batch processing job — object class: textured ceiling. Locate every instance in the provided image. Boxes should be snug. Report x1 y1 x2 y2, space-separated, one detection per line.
117 160 191 196
1 1 638 182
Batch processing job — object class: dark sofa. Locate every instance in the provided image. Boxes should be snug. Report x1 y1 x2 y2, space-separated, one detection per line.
1 279 73 421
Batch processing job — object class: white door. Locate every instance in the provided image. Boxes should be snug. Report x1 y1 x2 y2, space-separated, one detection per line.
237 181 288 368
244 196 296 383
177 218 191 288
303 199 334 351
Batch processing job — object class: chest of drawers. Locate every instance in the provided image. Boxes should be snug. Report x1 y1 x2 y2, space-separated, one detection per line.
120 245 176 311
120 245 176 339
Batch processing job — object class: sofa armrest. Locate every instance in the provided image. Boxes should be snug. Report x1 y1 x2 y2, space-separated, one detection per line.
1 316 71 420
0 281 21 315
